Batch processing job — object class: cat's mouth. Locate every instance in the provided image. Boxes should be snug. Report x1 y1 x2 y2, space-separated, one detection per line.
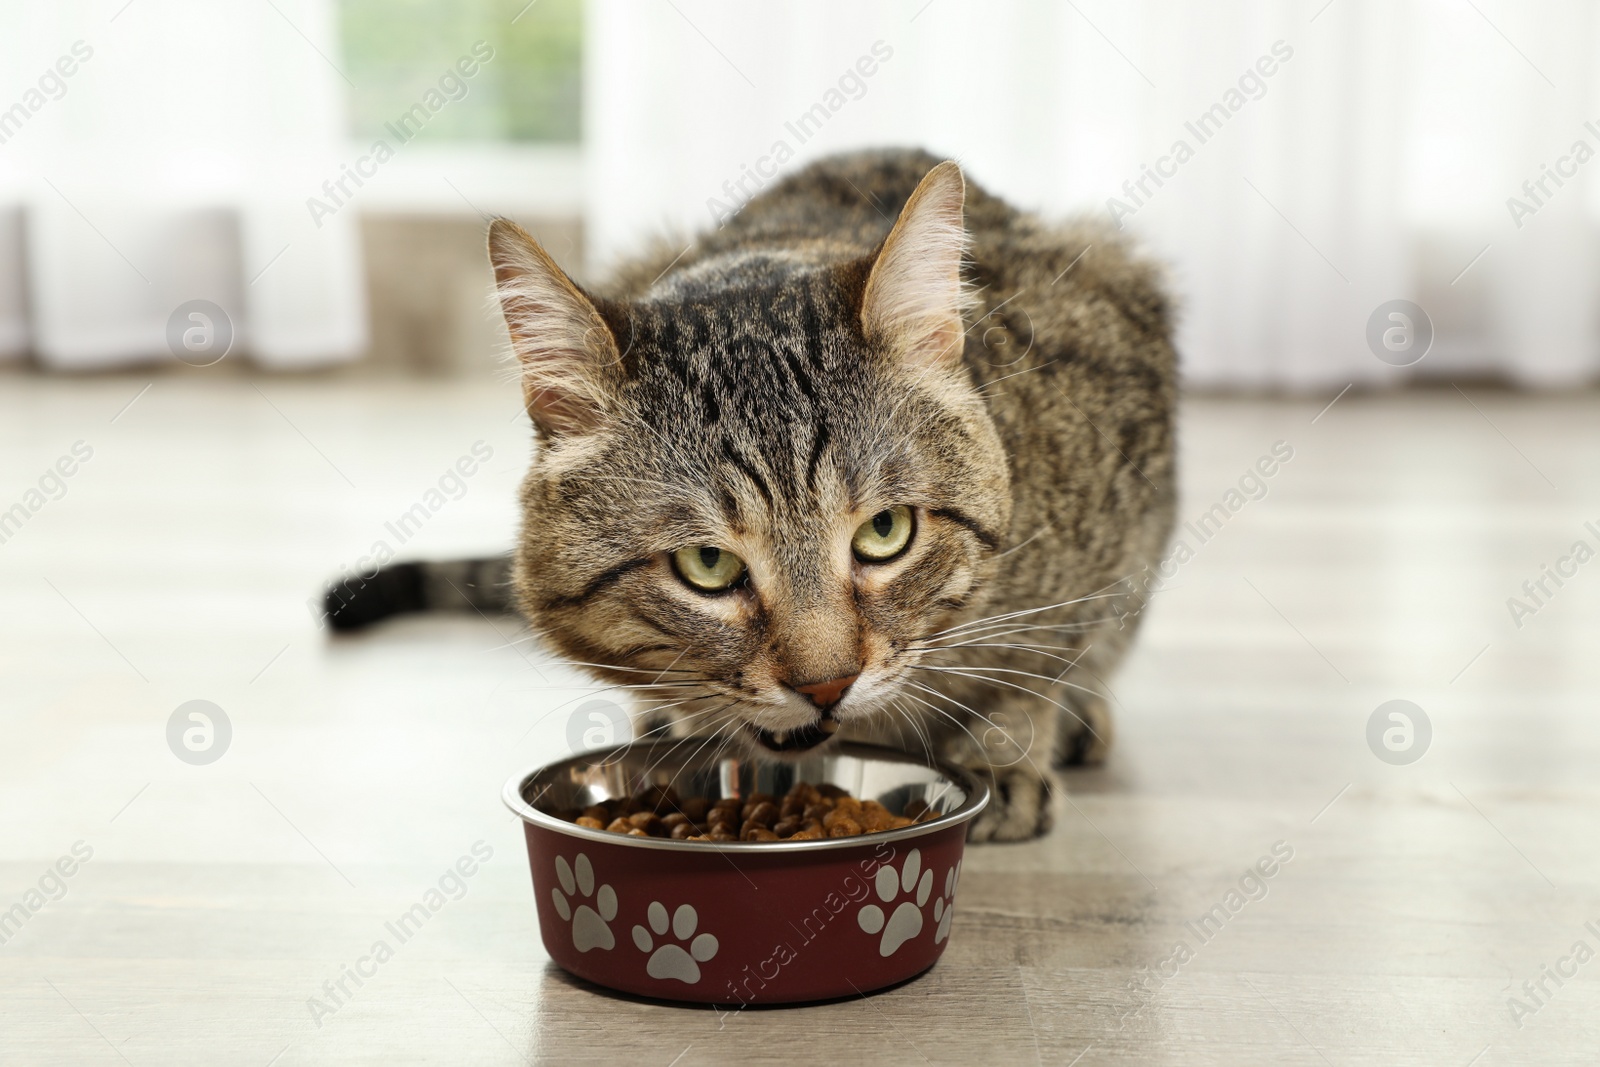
747 709 840 755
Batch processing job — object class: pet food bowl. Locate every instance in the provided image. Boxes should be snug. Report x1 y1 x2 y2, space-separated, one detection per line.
503 739 989 1005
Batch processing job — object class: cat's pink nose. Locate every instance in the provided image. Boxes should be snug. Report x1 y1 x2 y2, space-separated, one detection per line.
791 674 859 709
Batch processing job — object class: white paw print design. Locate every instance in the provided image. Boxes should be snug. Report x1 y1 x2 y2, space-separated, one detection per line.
632 901 719 983
857 847 934 957
551 853 617 952
932 860 962 944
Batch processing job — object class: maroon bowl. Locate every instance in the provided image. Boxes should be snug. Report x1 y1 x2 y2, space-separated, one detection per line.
503 740 988 1005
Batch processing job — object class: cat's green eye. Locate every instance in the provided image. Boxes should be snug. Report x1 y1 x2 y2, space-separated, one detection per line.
672 545 747 592
852 506 914 563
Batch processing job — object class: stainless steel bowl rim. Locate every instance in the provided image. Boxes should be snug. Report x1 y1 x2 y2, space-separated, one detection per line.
502 740 991 854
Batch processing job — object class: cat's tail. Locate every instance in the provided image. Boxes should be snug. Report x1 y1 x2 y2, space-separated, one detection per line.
319 556 515 632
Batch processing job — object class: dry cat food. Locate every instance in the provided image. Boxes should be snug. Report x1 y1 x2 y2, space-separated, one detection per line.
547 781 937 842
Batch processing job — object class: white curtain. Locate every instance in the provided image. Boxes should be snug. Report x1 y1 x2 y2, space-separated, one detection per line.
585 0 1600 389
0 0 365 369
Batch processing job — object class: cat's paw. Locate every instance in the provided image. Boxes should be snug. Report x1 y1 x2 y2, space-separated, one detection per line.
1053 694 1113 767
966 766 1054 842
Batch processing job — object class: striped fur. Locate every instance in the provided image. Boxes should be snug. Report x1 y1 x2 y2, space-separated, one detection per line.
492 150 1173 841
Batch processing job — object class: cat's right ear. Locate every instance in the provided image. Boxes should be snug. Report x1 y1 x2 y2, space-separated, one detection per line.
488 219 621 435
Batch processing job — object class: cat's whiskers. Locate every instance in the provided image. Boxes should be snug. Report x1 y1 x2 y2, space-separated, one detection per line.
917 614 1130 647
923 585 1132 642
895 676 1055 754
916 637 1086 656
637 701 742 781
907 663 1102 738
645 644 694 687
479 633 541 655
521 676 708 689
897 683 1051 780
618 697 710 746
897 689 991 767
913 641 1090 673
913 660 1104 701
923 621 1104 647
914 627 1092 652
888 695 937 766
634 699 733 762
705 722 750 771
542 658 707 677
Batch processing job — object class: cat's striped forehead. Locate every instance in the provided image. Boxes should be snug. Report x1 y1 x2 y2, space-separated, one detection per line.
623 270 856 382
614 276 899 515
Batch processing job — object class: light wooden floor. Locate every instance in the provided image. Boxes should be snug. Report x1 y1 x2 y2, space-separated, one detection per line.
1 376 1596 1066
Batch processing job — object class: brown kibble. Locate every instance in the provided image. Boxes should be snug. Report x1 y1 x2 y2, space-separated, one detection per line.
822 807 856 830
859 807 894 833
681 797 711 821
561 782 919 844
740 796 779 822
639 784 682 813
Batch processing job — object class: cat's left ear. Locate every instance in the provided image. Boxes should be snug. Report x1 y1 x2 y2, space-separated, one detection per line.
860 160 967 369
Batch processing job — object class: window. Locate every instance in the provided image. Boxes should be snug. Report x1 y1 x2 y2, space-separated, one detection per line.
336 0 584 217
339 0 583 144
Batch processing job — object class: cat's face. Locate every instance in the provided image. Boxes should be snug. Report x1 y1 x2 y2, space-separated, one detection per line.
493 162 1010 758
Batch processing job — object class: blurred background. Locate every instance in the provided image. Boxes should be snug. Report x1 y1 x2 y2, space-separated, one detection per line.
4 2 1599 1063
2 0 1596 385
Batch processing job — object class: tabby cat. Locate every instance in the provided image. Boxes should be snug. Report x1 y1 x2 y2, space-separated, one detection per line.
327 149 1175 841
